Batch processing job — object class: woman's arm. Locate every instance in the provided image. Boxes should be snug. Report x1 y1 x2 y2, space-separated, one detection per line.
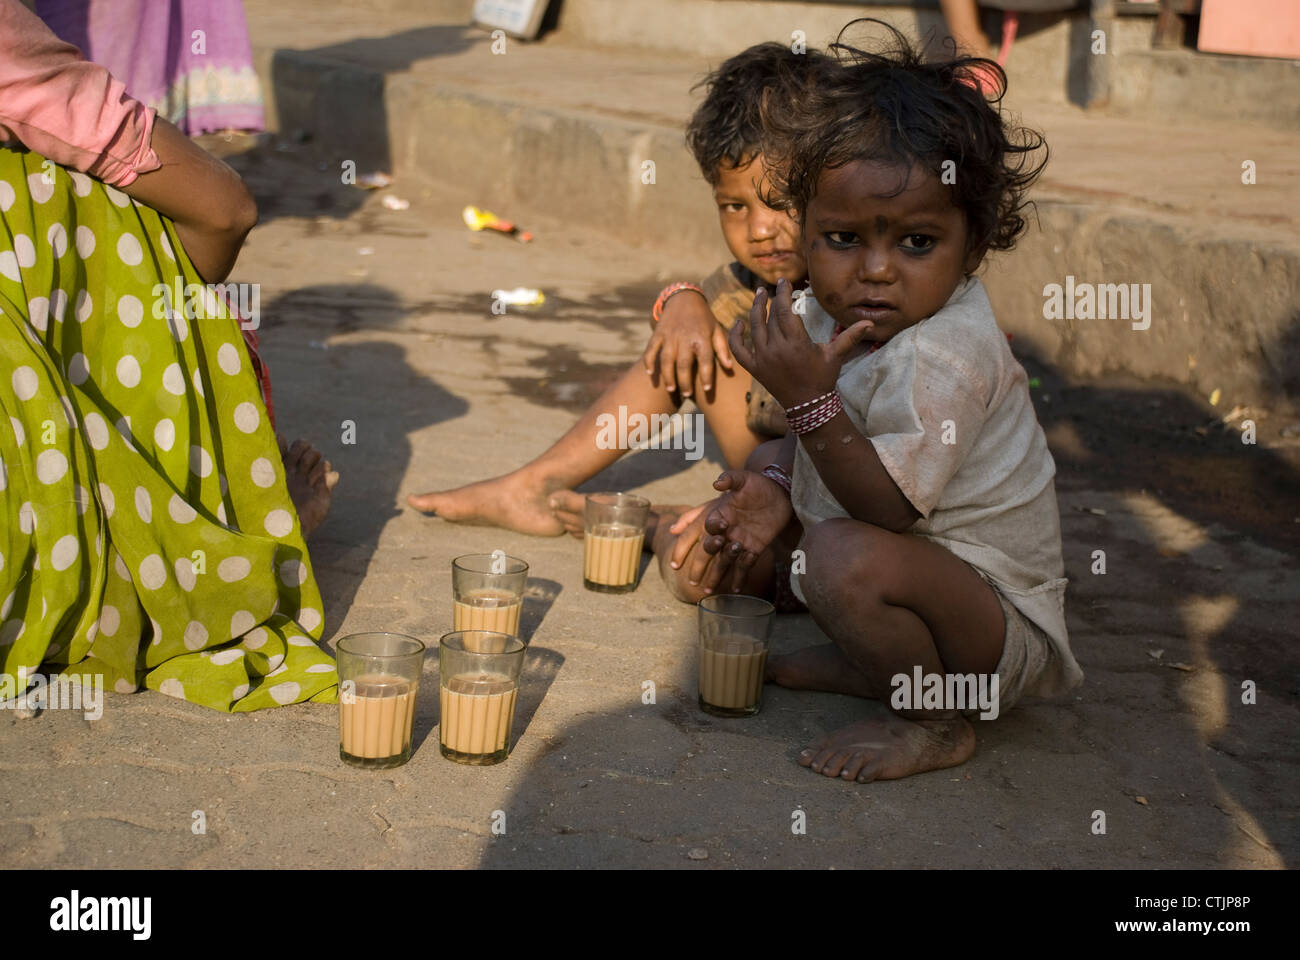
0 0 255 282
120 118 257 283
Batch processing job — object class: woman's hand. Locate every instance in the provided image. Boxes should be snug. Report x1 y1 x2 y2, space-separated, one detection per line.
729 279 874 410
643 291 733 398
686 470 793 594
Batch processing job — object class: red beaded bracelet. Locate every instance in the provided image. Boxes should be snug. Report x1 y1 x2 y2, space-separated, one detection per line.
652 282 706 324
787 391 843 435
783 389 837 415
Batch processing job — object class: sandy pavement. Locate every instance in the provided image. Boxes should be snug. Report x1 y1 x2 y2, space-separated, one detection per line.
2 141 1296 870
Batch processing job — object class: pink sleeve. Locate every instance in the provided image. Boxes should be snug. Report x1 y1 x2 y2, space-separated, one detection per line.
0 0 160 187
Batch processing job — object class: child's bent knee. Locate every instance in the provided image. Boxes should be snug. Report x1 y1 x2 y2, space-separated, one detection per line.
797 519 890 601
743 438 785 473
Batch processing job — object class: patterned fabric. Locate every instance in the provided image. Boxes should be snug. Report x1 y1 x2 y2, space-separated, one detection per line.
0 145 335 711
35 0 265 135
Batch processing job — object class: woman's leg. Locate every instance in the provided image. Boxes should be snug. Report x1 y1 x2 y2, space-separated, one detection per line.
773 517 1005 782
0 145 335 712
940 0 989 57
278 434 339 537
408 351 765 536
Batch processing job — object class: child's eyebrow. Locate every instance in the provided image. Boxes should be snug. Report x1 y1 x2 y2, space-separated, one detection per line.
815 214 949 233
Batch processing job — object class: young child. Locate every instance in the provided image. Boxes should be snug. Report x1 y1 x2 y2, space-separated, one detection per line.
658 21 1083 782
407 43 832 538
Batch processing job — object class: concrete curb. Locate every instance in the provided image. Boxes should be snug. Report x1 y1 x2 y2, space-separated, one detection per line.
250 42 1300 408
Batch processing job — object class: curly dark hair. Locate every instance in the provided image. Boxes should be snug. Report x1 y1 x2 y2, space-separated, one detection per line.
686 42 836 185
759 19 1048 257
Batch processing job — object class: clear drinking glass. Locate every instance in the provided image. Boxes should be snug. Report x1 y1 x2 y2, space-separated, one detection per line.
438 631 527 765
697 595 775 718
337 632 427 768
452 553 528 636
583 492 650 593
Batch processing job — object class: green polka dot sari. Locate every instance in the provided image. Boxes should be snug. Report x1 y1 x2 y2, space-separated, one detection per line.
0 146 337 711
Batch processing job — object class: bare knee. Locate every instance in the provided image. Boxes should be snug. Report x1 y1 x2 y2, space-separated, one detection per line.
798 518 893 608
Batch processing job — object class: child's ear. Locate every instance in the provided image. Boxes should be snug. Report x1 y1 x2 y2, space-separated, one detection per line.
963 240 989 276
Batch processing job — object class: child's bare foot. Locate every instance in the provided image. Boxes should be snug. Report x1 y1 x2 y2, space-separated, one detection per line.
767 644 877 698
546 489 587 538
406 470 566 537
798 709 975 783
279 434 339 538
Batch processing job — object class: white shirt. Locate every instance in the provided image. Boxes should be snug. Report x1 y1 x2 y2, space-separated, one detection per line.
790 277 1083 697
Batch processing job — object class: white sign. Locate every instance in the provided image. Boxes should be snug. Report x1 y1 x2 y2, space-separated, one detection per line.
473 0 549 40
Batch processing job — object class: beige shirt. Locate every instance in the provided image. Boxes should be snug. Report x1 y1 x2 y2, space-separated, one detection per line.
790 277 1083 697
699 261 759 331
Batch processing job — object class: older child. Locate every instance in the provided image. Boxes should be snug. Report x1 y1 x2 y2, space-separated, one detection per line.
661 22 1083 782
407 43 832 537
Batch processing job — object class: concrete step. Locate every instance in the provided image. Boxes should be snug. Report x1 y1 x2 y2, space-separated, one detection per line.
240 0 1300 410
547 0 1300 133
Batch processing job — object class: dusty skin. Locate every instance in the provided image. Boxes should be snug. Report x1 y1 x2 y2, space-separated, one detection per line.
406 468 568 537
279 433 340 538
768 644 976 781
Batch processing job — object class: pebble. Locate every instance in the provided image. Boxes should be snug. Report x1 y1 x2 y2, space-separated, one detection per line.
687 848 708 861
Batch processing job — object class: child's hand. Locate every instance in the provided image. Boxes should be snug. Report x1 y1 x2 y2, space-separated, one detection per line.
687 470 793 594
729 279 873 410
666 500 712 572
643 291 733 398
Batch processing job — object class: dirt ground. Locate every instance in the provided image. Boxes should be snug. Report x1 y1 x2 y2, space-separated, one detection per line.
3 138 1296 869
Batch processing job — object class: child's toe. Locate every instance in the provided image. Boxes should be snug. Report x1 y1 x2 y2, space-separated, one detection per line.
840 753 870 781
808 747 839 774
822 751 854 779
855 758 884 783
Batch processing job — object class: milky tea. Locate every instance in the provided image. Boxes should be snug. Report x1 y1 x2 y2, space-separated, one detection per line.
340 674 419 765
452 554 528 637
583 493 650 593
453 589 522 635
438 631 527 766
697 595 774 718
439 672 518 763
336 633 426 769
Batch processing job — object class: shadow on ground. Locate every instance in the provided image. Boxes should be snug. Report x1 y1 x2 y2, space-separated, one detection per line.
262 24 482 223
262 283 469 629
472 330 1298 868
